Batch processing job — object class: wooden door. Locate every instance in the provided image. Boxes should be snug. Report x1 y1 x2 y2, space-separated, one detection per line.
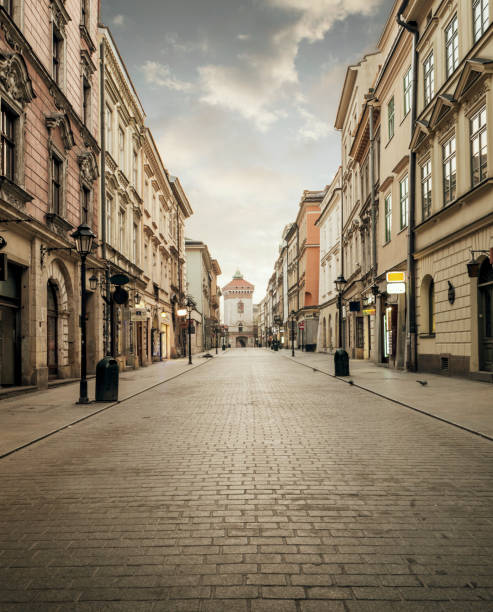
47 281 58 378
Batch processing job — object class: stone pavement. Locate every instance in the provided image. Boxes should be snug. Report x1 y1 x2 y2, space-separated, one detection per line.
0 351 217 458
278 350 493 440
1 348 493 611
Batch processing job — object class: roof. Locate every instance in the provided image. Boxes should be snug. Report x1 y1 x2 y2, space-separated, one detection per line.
222 274 255 292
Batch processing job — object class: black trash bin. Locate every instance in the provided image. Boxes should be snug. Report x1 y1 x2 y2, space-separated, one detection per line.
334 348 349 376
274 340 279 351
95 357 119 402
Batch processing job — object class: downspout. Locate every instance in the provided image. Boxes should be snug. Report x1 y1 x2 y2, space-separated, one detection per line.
99 39 112 356
296 223 300 312
397 0 419 372
368 95 377 278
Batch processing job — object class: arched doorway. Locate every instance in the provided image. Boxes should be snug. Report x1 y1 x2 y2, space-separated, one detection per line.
47 280 58 378
236 336 247 348
479 259 493 371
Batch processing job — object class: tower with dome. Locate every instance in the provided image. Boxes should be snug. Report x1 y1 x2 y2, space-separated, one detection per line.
222 270 255 347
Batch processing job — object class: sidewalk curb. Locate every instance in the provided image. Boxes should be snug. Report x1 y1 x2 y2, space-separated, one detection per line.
282 354 493 443
0 356 217 461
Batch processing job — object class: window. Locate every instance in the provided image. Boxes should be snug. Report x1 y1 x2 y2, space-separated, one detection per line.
442 134 456 205
0 0 13 16
119 209 125 253
356 317 364 349
445 14 459 77
384 194 392 243
403 66 412 116
470 105 487 186
133 149 138 187
399 175 409 229
81 0 88 26
429 279 435 334
1 105 15 181
82 186 90 224
82 78 91 126
106 193 113 244
105 106 113 154
421 159 432 219
423 51 434 106
51 155 63 215
118 126 125 170
132 222 138 264
473 0 489 42
52 27 63 85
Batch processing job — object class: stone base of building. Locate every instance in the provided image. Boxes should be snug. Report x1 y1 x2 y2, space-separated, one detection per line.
418 354 470 378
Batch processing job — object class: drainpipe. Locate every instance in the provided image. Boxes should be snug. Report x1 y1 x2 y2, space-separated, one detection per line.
397 0 419 372
368 94 377 278
99 39 112 357
296 223 300 312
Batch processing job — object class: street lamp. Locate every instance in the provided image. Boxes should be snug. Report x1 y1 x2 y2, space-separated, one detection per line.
180 296 195 364
71 223 96 404
290 310 296 357
334 274 349 376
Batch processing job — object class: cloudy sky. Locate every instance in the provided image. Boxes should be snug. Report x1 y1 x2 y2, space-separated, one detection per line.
101 0 394 301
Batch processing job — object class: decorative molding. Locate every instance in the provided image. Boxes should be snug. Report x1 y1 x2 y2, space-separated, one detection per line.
46 113 75 150
50 0 71 34
0 176 33 211
78 151 99 184
0 52 35 105
79 24 96 54
80 49 96 81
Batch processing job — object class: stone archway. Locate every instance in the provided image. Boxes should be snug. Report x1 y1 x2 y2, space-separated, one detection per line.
236 336 248 348
46 259 74 378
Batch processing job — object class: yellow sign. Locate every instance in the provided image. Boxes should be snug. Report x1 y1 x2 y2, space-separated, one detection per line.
386 271 406 283
362 308 376 316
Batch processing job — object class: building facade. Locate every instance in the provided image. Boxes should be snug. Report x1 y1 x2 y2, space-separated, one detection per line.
185 239 221 353
0 0 100 387
316 168 342 352
222 270 255 347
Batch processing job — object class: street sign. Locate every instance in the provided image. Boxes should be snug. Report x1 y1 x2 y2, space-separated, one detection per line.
362 308 376 316
298 321 305 329
386 271 405 283
131 308 147 322
110 273 130 286
349 300 361 312
387 282 406 294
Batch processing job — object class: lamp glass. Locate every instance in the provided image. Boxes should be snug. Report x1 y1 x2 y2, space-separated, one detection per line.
334 275 347 293
161 311 167 319
89 274 98 291
177 308 187 317
71 223 95 256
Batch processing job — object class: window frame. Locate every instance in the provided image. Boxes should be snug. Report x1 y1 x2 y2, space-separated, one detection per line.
118 126 125 171
442 134 457 205
421 158 432 220
403 66 412 117
387 96 395 141
399 175 409 230
470 104 487 187
423 51 434 106
1 103 16 181
384 193 392 243
445 14 459 78
51 153 63 216
473 0 489 42
52 25 63 86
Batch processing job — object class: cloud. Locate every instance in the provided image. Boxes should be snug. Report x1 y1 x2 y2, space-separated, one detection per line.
195 0 384 132
296 107 331 141
142 61 193 92
164 32 209 55
237 34 251 41
112 14 125 26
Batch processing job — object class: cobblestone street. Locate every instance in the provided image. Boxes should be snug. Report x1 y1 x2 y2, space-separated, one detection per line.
1 349 493 611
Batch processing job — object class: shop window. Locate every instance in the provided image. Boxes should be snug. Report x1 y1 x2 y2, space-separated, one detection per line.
356 317 364 349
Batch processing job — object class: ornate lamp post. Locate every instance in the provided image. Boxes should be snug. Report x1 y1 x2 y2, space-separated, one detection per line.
334 274 349 376
177 296 195 364
72 223 96 404
290 310 296 357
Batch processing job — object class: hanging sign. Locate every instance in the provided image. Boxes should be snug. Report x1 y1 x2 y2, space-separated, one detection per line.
110 273 130 286
386 271 406 283
387 282 406 294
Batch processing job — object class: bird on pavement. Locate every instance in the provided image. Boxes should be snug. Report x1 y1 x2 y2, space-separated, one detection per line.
416 380 428 386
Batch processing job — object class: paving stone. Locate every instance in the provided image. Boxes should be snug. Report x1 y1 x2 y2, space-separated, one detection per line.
1 350 493 610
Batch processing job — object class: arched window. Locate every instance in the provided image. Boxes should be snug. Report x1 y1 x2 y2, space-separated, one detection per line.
420 275 435 336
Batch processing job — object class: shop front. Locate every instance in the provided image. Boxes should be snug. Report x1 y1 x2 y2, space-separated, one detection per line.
0 261 22 387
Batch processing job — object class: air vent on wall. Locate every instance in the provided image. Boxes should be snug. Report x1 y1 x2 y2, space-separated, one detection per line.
440 356 449 373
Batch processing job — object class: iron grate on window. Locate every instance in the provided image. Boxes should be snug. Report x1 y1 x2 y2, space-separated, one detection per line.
440 356 449 373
